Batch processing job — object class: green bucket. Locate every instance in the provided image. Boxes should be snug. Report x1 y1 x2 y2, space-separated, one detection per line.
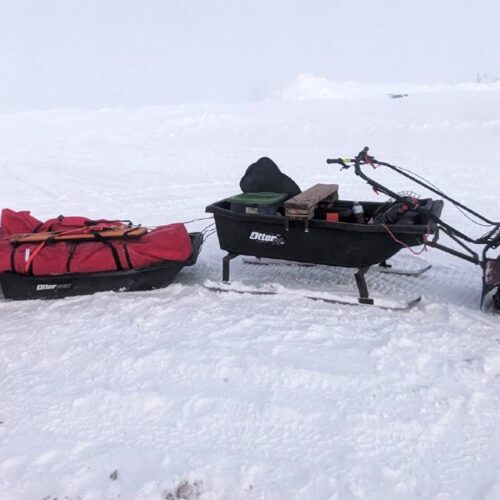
226 192 287 215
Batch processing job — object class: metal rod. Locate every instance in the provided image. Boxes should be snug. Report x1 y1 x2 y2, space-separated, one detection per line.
376 159 497 225
351 148 499 248
426 241 479 265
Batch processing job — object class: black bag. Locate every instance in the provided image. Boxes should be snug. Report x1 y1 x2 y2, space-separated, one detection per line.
240 157 301 199
372 199 429 225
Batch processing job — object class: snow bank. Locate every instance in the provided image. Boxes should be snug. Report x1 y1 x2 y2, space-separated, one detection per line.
277 73 500 101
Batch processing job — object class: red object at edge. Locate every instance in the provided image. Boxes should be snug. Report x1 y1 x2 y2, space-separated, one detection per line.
326 212 339 222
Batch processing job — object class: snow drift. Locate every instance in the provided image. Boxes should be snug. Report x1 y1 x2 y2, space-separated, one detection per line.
277 73 500 101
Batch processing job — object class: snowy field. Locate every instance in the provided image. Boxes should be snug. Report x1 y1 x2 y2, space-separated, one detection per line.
1 83 500 499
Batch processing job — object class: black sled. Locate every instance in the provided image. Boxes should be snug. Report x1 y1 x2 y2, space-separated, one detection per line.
206 199 441 306
206 155 443 307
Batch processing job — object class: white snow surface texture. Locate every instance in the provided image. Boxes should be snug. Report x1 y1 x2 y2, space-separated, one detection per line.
1 86 500 500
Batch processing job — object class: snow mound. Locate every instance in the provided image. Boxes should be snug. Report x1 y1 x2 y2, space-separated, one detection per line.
277 73 500 101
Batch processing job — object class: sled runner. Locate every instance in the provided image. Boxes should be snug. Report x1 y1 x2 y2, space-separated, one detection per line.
0 210 203 300
204 279 421 311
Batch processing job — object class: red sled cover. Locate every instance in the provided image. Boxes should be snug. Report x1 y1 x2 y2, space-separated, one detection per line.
0 209 193 276
1 209 42 235
0 208 123 235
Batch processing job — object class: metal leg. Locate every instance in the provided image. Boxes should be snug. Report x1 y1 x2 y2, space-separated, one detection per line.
494 288 500 311
355 266 374 305
481 260 500 309
222 253 238 283
480 282 493 309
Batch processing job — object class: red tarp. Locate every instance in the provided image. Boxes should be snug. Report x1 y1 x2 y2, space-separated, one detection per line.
0 209 193 275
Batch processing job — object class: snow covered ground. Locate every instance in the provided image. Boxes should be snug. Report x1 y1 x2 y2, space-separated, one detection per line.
1 85 499 499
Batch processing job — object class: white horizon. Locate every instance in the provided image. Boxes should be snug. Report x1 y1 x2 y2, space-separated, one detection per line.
1 0 499 112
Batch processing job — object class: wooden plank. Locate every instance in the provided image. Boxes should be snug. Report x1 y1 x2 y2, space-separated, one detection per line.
285 208 314 216
285 208 314 220
287 213 314 221
12 227 147 244
284 184 338 211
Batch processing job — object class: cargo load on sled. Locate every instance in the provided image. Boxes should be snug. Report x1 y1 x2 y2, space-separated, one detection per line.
0 209 202 300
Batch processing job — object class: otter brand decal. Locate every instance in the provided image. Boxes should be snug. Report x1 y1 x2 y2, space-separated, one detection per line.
249 231 285 245
36 283 72 291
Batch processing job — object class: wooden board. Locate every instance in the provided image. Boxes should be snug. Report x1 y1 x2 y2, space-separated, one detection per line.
284 183 339 221
12 226 147 244
285 207 315 220
284 184 339 211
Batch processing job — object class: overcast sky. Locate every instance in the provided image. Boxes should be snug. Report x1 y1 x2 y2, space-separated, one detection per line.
1 0 498 111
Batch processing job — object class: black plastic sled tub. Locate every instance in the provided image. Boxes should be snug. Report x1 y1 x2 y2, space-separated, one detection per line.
0 232 203 300
206 200 442 268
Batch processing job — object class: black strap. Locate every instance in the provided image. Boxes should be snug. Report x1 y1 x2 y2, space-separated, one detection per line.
121 237 134 270
90 231 123 271
66 243 77 273
10 242 17 272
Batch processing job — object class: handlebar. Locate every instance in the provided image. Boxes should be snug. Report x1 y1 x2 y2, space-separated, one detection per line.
326 158 352 169
329 146 499 232
327 149 376 169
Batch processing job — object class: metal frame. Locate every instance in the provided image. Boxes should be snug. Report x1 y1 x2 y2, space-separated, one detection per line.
328 148 500 308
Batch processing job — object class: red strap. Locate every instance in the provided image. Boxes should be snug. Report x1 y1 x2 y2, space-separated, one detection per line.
364 153 377 169
24 240 47 273
381 224 429 256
